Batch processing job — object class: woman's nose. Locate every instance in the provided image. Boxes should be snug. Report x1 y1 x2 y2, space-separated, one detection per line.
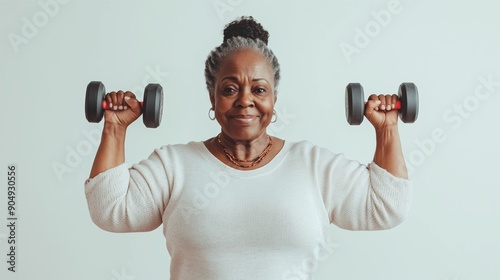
235 88 254 108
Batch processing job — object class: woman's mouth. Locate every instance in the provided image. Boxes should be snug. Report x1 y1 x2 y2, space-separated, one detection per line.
231 115 258 124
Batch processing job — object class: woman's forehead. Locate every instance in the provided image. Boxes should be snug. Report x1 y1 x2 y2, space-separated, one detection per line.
217 49 273 80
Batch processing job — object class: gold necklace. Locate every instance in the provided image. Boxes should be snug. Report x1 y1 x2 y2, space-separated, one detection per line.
217 134 273 168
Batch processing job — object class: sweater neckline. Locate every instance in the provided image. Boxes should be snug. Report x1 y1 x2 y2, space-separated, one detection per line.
192 140 293 178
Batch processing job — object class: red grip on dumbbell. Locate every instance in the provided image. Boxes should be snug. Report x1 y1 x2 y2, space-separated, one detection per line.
364 100 402 109
377 100 401 109
102 100 143 109
394 101 401 109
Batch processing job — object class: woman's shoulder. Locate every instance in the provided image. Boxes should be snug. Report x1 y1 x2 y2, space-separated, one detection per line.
285 139 350 162
156 140 332 153
153 139 341 162
144 141 209 167
286 139 331 153
156 141 205 153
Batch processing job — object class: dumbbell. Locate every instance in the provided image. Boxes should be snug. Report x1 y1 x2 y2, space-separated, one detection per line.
85 81 164 128
345 83 419 125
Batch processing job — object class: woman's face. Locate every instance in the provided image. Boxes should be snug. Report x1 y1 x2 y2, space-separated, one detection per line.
210 48 276 141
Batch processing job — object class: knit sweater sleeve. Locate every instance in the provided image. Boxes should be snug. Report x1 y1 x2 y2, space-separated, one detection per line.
309 143 413 231
84 147 170 233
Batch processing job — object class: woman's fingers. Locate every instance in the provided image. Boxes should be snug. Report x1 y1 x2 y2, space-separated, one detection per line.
105 90 134 110
366 94 382 113
123 91 141 115
368 94 399 111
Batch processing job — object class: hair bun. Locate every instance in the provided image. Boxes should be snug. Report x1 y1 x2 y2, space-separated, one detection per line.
223 16 269 45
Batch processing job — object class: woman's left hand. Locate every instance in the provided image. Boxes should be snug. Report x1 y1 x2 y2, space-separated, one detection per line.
365 94 399 130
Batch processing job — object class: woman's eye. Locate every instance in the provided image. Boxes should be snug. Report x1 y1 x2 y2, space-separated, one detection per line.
254 88 266 94
223 87 236 94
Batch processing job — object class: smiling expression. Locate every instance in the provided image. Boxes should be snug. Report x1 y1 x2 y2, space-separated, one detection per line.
210 48 277 141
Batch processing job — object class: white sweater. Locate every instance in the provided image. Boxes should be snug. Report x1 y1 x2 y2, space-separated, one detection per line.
84 140 412 280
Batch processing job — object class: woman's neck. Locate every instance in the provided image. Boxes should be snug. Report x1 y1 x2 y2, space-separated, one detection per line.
218 132 272 163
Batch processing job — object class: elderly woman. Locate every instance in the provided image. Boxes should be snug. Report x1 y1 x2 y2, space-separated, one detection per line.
85 16 412 280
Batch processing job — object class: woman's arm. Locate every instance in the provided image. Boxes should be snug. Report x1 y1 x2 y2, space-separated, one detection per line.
89 123 126 178
317 94 412 230
373 126 408 179
310 143 412 231
366 94 408 179
85 91 168 233
88 91 141 178
85 147 169 233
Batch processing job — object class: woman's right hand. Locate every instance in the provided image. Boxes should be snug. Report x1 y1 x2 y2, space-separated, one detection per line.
104 90 142 128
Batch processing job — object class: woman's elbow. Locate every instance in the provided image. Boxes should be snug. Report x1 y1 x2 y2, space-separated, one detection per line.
89 207 162 233
88 210 131 233
371 202 411 230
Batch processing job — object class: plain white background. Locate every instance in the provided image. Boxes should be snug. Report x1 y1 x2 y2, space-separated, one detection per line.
1 0 499 279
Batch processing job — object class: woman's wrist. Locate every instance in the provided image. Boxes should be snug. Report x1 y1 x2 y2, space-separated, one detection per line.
373 124 408 179
375 124 399 137
103 122 127 138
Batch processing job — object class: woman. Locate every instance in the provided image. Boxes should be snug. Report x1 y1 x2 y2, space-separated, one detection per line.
85 16 412 279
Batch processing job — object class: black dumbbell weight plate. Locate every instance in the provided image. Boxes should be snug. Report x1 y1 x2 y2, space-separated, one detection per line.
345 83 365 125
85 81 105 123
143 84 164 128
398 83 419 123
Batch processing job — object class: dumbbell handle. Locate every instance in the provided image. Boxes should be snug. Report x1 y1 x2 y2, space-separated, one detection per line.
365 100 401 110
102 100 143 109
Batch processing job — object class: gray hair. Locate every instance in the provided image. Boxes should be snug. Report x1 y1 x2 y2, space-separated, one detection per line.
204 36 281 95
